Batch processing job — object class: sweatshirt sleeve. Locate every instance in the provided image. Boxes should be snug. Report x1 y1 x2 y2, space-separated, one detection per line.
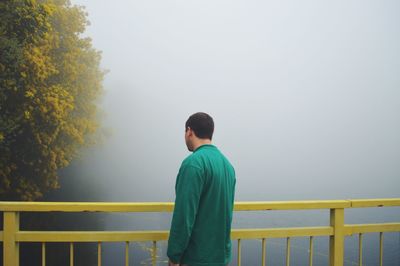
167 163 204 263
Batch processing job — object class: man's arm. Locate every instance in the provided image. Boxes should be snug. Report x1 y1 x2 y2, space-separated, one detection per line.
167 164 204 263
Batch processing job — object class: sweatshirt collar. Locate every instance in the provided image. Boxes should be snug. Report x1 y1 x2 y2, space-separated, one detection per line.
193 144 216 152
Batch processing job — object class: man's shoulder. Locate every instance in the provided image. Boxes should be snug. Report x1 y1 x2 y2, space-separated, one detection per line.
181 152 201 168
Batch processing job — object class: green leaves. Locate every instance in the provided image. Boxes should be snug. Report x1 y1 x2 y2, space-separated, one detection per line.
0 0 104 200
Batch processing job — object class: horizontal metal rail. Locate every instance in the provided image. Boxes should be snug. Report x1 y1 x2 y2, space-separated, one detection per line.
0 199 387 212
0 226 336 242
0 198 398 212
344 223 400 235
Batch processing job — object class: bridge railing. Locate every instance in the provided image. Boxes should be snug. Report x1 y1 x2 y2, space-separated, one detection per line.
0 198 399 266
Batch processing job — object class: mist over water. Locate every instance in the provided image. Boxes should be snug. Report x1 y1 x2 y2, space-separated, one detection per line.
41 0 400 265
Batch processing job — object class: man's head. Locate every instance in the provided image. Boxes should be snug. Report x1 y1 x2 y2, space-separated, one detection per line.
185 112 214 151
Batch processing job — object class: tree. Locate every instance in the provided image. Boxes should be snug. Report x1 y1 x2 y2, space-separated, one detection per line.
0 0 105 200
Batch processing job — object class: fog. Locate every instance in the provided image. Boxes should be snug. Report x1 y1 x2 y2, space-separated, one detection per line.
39 1 400 265
67 0 400 202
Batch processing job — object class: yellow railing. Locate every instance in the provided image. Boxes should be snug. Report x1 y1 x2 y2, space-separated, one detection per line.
0 198 399 266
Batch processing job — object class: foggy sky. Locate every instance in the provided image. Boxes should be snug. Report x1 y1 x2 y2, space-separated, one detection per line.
69 0 400 202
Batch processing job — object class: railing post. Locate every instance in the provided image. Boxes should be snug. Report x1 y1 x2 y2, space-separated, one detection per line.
3 211 20 266
329 208 344 266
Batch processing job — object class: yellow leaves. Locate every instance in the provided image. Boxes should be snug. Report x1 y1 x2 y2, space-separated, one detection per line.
6 79 16 86
25 89 35 98
63 123 85 145
24 110 31 119
23 44 57 81
48 150 58 171
0 0 104 201
40 105 48 113
42 3 56 16
42 85 75 122
17 178 43 201
26 0 37 6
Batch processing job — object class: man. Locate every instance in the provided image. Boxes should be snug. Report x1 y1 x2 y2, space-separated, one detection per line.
167 112 236 266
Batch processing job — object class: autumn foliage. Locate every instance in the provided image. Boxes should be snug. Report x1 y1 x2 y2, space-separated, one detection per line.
0 0 105 200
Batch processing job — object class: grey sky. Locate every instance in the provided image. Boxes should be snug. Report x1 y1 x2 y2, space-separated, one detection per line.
70 0 400 202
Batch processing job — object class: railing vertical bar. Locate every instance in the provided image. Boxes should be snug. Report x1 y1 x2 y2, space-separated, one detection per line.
237 239 242 266
286 237 291 266
261 238 266 266
329 208 344 266
152 241 157 266
70 242 74 266
42 242 46 266
97 242 102 266
358 233 363 266
3 211 20 266
309 236 314 266
379 232 383 266
125 241 129 266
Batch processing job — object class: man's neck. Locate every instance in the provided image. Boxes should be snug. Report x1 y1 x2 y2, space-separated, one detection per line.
192 139 212 151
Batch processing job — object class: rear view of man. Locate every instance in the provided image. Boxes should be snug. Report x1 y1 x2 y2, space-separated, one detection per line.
167 112 236 266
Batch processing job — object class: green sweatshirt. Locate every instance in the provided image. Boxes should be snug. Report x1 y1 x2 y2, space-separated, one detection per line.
167 144 236 266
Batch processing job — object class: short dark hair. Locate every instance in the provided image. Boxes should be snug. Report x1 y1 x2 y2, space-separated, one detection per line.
185 112 214 140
